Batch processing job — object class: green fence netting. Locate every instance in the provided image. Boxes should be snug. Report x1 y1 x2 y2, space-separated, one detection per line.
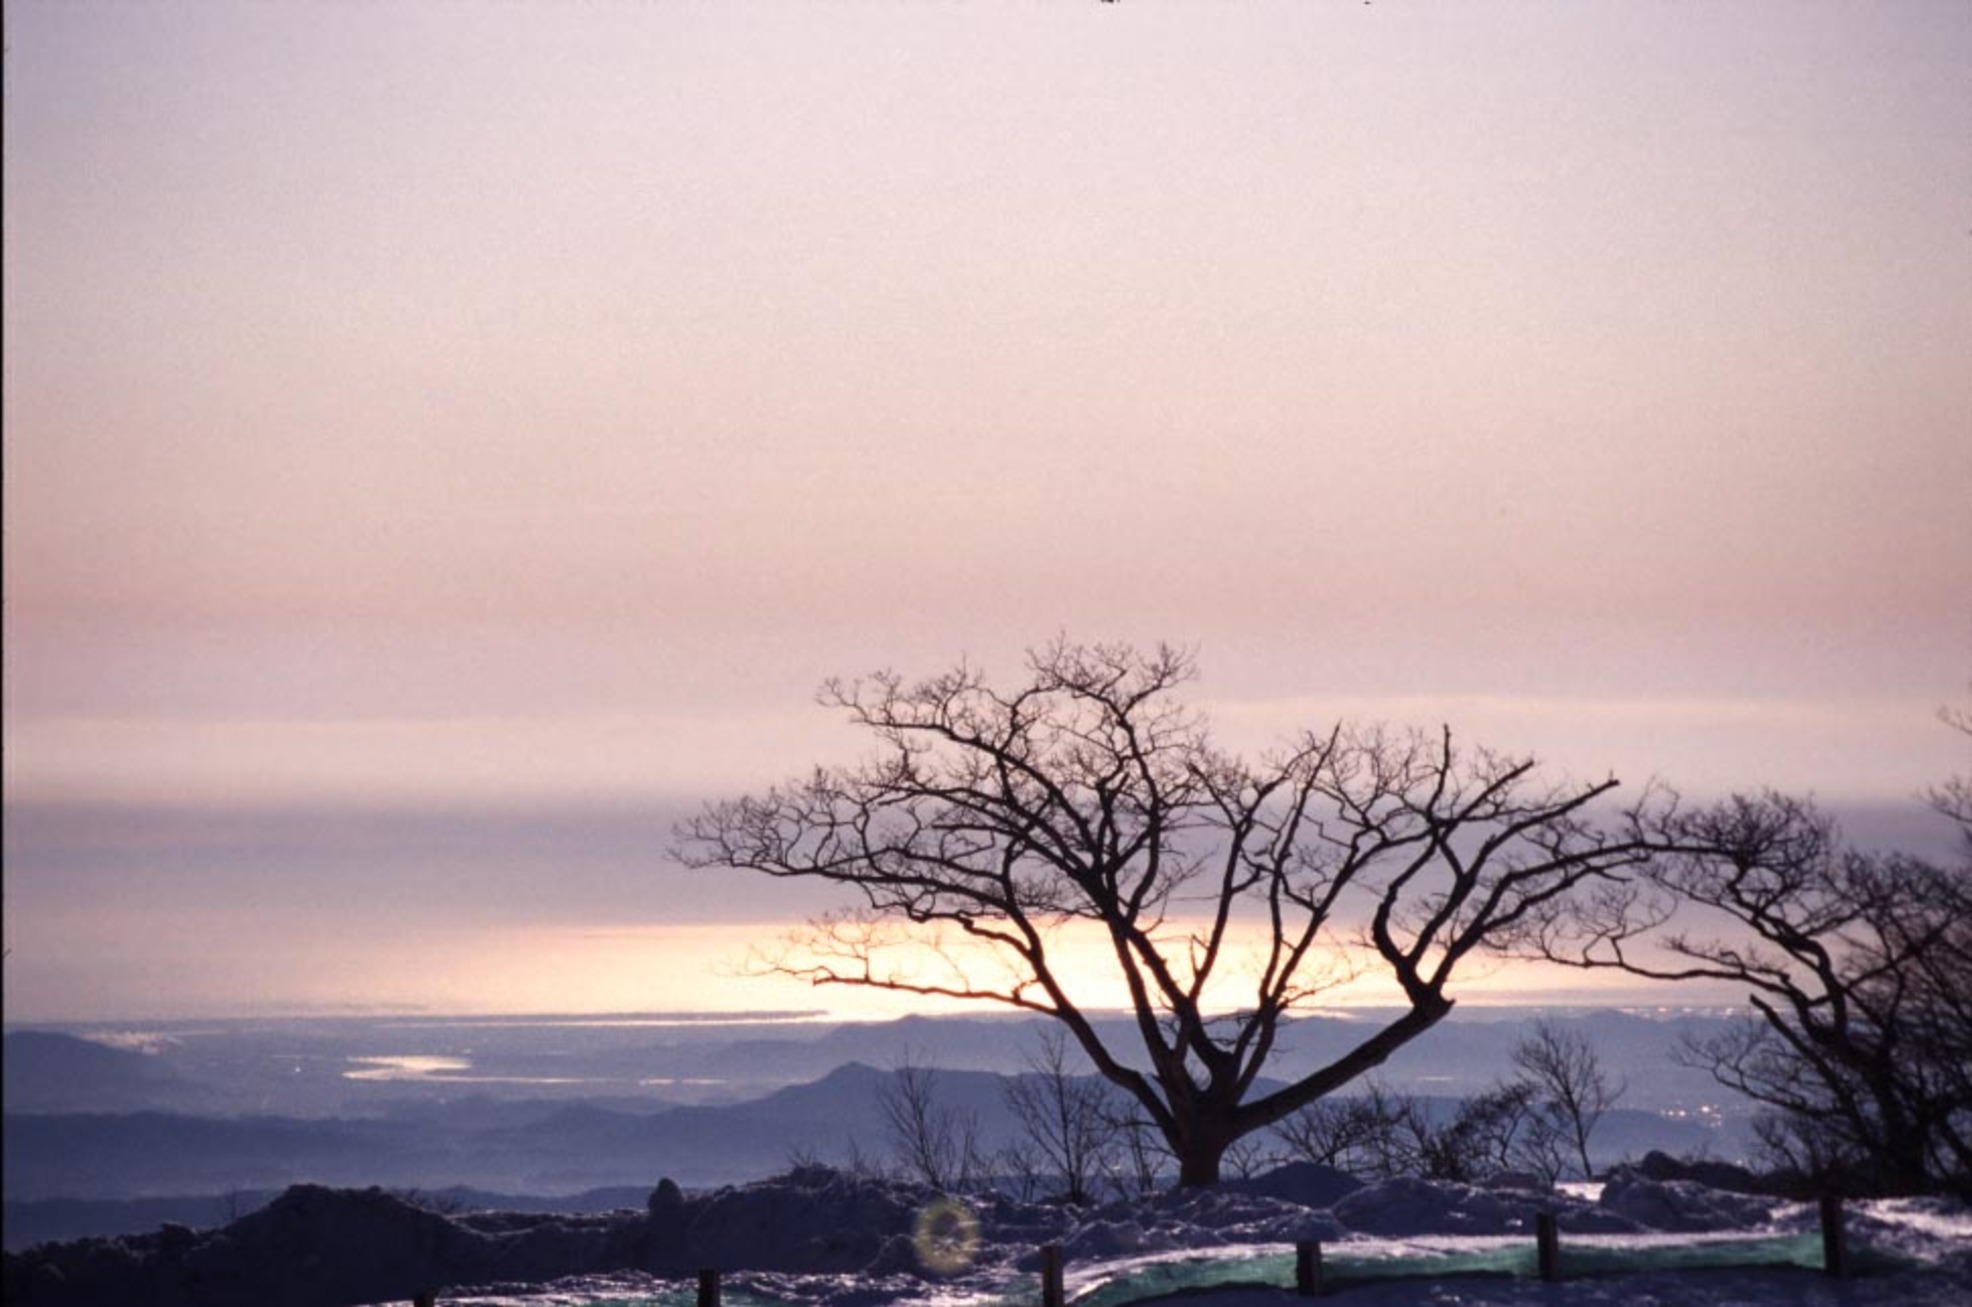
460 1228 1914 1307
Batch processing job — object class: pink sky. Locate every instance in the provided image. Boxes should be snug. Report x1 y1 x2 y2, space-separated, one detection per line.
4 2 1967 1022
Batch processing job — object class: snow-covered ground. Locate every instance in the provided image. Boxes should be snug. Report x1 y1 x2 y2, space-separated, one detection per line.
429 1178 1972 1307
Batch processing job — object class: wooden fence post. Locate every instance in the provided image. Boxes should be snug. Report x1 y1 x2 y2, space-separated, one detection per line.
698 1267 722 1307
1820 1194 1847 1278
1040 1243 1065 1307
1535 1212 1560 1281
1294 1240 1323 1296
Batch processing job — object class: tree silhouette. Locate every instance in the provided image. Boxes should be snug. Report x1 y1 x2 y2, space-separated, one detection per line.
676 640 1657 1185
1001 1029 1122 1204
1536 789 1972 1194
1509 1018 1624 1180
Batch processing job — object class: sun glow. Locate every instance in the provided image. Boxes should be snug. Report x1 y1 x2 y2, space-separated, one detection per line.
386 917 1663 1024
768 915 1365 1016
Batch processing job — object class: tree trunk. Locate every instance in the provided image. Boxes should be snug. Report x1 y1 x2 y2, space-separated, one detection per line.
1177 1141 1227 1188
1173 1110 1234 1187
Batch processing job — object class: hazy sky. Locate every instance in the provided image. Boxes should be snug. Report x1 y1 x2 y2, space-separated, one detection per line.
4 2 1968 1022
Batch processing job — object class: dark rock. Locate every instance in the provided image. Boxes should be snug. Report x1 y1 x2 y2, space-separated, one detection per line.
1599 1166 1781 1232
649 1178 685 1215
155 1222 198 1253
1634 1150 1776 1196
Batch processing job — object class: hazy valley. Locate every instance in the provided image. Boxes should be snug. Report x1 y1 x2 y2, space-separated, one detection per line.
4 1006 1758 1249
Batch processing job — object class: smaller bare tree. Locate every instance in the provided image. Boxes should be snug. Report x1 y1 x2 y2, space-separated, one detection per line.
1002 1029 1119 1205
1106 1105 1172 1198
842 1134 885 1181
878 1054 983 1192
1271 1096 1367 1171
1510 1019 1625 1180
1278 1077 1572 1186
1414 1085 1562 1185
1535 789 1972 1193
1222 1132 1280 1180
997 1138 1046 1201
1273 1081 1431 1180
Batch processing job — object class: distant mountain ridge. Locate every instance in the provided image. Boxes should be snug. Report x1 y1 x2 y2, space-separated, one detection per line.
3 1059 1729 1218
1 1032 219 1115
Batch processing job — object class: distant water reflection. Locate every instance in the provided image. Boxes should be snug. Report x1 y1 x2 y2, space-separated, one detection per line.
340 1054 729 1088
342 1055 583 1085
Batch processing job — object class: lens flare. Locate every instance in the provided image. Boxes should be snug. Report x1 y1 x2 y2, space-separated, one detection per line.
912 1196 981 1275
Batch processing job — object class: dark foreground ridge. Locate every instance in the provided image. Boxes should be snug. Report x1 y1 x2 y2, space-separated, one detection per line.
0 1161 1459 1307
4 1159 1957 1307
2 1165 976 1307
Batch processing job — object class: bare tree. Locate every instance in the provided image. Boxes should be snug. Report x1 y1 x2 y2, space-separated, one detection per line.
996 1138 1046 1202
1906 698 1972 1188
1421 1083 1551 1183
1272 1095 1369 1172
677 641 1657 1185
1273 1081 1429 1180
1107 1105 1171 1197
1002 1029 1118 1205
220 1188 251 1224
878 1055 983 1191
842 1134 884 1182
1510 1019 1624 1180
1275 1079 1567 1185
1222 1131 1280 1180
1536 791 1972 1194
